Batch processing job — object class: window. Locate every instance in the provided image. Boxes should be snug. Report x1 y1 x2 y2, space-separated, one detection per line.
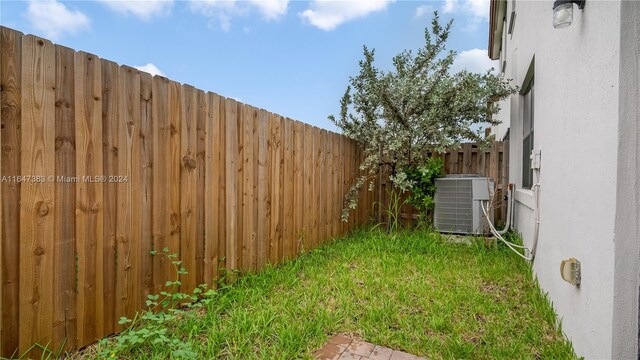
522 81 534 189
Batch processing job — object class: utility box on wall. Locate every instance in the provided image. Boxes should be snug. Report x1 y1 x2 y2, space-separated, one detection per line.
434 175 494 235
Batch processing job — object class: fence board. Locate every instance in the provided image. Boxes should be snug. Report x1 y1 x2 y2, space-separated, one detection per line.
151 76 170 294
314 128 323 248
180 85 197 292
235 103 244 273
53 44 77 351
334 135 340 234
74 50 105 347
138 72 154 304
100 59 118 334
324 130 330 242
241 105 255 271
195 90 208 286
0 27 21 356
269 114 283 263
256 110 268 268
303 124 313 252
224 98 238 273
204 92 220 285
18 34 56 356
215 97 227 280
281 119 296 260
168 81 183 283
117 65 140 321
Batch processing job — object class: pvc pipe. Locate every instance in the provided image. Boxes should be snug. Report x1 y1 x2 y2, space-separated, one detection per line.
481 200 532 261
530 169 541 260
497 184 513 235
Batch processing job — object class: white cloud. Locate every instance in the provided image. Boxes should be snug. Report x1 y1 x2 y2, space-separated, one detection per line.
189 0 288 31
248 0 288 20
442 0 456 13
442 0 490 20
26 0 90 40
441 0 489 29
135 63 165 77
300 0 394 31
98 0 173 21
415 4 433 18
451 48 497 74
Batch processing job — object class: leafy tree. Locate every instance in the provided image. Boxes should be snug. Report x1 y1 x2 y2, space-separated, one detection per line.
330 12 516 222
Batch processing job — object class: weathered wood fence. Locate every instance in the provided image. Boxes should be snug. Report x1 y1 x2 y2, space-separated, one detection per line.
0 26 374 357
378 142 510 225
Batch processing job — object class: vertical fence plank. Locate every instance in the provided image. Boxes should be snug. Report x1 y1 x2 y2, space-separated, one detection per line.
292 119 304 258
311 127 318 247
478 147 486 177
327 132 334 239
216 97 226 281
315 128 327 246
235 102 244 273
339 136 346 235
448 148 458 174
463 143 472 175
53 43 77 353
151 76 170 294
75 51 104 346
100 59 118 334
269 115 283 263
327 133 333 238
240 105 255 271
256 110 268 268
204 92 220 285
1 27 21 356
347 139 353 232
250 108 259 270
180 85 197 292
166 81 183 287
138 72 154 304
116 65 140 322
303 124 313 251
224 99 238 273
357 145 364 226
348 140 354 232
336 133 342 236
280 118 293 260
471 147 478 174
19 34 56 355
195 90 208 286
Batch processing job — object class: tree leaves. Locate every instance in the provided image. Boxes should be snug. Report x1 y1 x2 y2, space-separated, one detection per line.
331 11 516 221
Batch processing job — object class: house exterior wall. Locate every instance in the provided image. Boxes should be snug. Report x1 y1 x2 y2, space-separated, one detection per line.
612 1 640 358
493 1 621 358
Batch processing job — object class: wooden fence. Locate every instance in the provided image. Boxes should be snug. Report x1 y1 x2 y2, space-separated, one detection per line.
378 141 509 225
0 26 375 357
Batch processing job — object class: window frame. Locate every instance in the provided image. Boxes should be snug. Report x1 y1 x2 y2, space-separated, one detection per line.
521 80 535 189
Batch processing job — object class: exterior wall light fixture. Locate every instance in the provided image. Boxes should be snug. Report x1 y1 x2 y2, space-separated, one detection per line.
552 0 585 29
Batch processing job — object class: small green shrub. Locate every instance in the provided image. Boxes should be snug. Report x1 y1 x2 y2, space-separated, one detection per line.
97 248 216 359
404 157 445 223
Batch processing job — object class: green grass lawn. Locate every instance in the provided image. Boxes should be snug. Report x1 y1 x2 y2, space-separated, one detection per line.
82 228 577 359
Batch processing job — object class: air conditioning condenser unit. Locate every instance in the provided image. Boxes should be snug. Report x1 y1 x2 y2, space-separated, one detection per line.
433 175 494 235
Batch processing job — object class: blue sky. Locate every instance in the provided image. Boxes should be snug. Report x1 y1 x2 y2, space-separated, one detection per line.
0 0 496 131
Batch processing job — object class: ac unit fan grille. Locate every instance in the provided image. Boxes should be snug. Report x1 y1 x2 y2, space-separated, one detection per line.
434 179 474 233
